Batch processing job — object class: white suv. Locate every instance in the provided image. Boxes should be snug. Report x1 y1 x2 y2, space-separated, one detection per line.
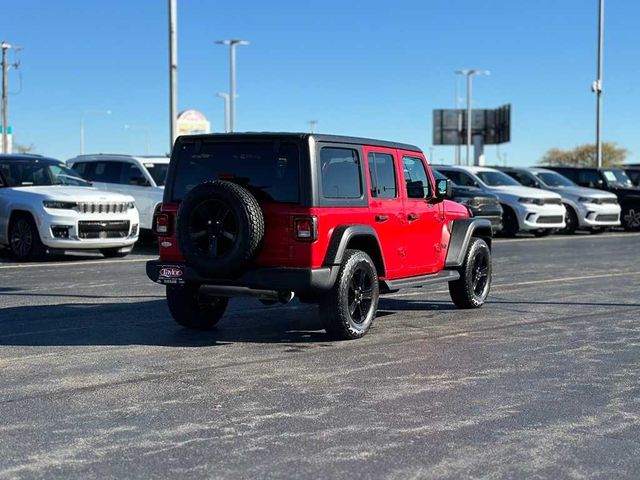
0 155 139 260
434 165 566 236
498 167 621 234
67 154 169 236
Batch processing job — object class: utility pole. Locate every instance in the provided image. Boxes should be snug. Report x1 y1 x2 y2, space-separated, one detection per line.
217 92 230 133
594 0 604 168
216 39 249 133
1 42 13 154
308 120 318 133
455 69 490 165
168 0 178 151
454 71 463 165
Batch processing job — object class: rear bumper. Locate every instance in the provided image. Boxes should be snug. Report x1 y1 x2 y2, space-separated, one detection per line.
146 260 338 295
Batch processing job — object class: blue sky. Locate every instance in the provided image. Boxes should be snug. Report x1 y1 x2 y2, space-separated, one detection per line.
2 0 639 165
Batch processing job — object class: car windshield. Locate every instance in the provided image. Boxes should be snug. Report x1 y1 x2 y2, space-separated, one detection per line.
602 169 633 187
534 171 576 187
475 170 521 186
0 161 90 187
144 162 169 186
171 141 300 203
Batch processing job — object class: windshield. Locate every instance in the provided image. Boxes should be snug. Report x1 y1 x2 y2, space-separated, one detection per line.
475 170 521 187
602 169 633 187
534 171 576 187
432 169 454 183
144 163 169 186
0 161 90 187
172 141 300 203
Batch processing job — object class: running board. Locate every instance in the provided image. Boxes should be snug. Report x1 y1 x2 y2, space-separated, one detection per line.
381 270 460 292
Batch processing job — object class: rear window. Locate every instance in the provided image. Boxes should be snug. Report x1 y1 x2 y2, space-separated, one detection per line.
171 141 300 203
144 163 169 186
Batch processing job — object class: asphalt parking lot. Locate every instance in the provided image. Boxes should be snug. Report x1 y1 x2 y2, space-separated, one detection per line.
1 233 639 479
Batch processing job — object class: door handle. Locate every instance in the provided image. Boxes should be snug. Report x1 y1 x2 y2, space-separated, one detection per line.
408 213 419 221
375 215 389 222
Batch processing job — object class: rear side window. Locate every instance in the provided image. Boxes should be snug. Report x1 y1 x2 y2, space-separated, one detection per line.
510 171 537 187
367 152 397 199
82 161 122 183
402 156 431 199
320 147 362 199
577 169 601 188
172 141 300 203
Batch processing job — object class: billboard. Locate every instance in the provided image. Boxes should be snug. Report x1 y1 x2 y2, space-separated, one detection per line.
433 104 510 145
177 110 211 136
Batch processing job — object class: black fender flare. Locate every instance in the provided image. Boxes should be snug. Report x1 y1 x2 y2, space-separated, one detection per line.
445 218 492 268
323 225 386 276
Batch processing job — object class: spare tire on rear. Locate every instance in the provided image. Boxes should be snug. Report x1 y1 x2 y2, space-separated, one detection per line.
176 181 264 277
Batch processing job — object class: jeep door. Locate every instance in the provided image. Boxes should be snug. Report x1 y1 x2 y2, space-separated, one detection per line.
364 147 407 278
400 153 445 275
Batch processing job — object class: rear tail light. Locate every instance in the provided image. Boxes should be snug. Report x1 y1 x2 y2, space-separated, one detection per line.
153 213 172 236
294 216 318 241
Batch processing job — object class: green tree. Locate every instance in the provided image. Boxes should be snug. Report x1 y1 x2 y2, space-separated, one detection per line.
539 142 627 167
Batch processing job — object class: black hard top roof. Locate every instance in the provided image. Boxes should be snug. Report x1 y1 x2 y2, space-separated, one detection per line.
176 132 422 153
0 154 60 164
546 165 626 171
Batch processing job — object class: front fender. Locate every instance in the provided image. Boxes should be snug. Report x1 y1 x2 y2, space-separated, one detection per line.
445 218 492 268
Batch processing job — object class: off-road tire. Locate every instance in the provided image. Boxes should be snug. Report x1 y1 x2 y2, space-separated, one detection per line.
500 205 519 237
100 248 130 258
558 205 578 234
166 283 229 329
176 181 264 277
9 213 47 261
319 249 379 340
449 238 491 309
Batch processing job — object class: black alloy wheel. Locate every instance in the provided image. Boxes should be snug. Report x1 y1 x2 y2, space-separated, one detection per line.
9 215 46 261
188 199 239 259
559 205 578 234
347 265 375 325
470 250 490 298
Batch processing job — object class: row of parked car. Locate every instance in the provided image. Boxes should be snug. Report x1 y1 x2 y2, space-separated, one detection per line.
0 147 638 261
431 164 640 235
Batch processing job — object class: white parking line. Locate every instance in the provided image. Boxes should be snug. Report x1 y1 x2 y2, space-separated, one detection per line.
493 232 640 244
0 257 154 270
387 270 640 298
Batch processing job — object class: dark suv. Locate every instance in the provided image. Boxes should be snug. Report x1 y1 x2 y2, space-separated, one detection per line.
146 133 493 339
432 169 503 232
545 166 640 231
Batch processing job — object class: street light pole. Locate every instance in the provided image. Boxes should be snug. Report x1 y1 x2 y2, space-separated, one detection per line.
168 0 178 150
454 71 463 165
80 110 111 154
216 39 248 133
308 120 318 133
456 69 490 165
216 92 230 133
595 0 604 168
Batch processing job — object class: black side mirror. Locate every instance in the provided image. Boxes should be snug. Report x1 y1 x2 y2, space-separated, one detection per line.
434 178 452 202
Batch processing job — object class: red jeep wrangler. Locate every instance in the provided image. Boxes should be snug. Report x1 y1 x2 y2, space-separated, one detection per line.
147 133 492 339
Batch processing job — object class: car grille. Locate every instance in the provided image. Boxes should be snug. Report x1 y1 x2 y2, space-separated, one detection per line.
596 214 619 222
599 198 618 205
537 215 564 224
78 220 130 239
543 198 563 205
76 202 129 214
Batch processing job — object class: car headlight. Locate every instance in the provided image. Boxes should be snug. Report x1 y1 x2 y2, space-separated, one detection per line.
578 197 600 204
127 201 136 209
43 200 77 209
518 197 543 205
